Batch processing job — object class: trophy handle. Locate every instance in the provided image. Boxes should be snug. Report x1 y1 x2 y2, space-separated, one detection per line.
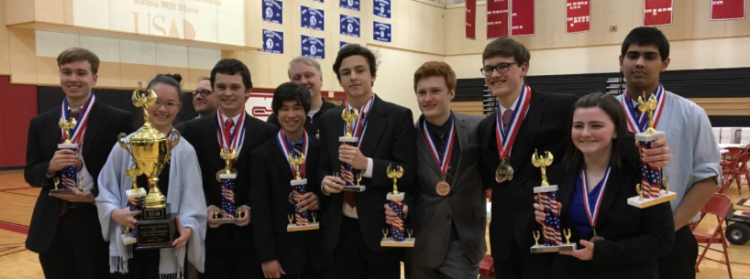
117 133 136 158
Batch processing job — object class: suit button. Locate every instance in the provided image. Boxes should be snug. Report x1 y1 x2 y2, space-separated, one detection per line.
446 214 451 220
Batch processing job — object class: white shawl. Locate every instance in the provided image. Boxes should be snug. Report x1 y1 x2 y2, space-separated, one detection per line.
96 128 207 278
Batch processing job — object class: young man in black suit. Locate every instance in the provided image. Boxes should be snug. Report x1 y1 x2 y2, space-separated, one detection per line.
24 47 133 279
317 45 417 279
250 82 329 279
176 58 277 278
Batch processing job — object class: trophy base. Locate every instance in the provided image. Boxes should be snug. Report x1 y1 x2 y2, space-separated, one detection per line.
219 173 237 180
381 238 415 248
126 188 147 199
530 243 576 253
135 213 177 250
533 185 559 193
121 233 137 245
290 179 308 186
215 217 242 224
342 185 366 192
287 223 320 232
627 191 677 208
339 136 359 143
387 192 405 201
635 131 666 142
50 188 75 194
58 143 78 149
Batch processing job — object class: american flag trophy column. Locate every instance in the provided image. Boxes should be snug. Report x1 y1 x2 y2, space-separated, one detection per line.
215 149 244 223
531 150 576 253
381 164 415 247
284 131 320 232
627 92 677 208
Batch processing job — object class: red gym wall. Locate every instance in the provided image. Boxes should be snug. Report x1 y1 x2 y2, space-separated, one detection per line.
0 75 38 168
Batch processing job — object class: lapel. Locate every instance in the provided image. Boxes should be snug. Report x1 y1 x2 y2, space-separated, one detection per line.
415 116 441 178
510 88 544 170
204 114 223 165
82 101 105 158
358 95 386 157
454 112 469 178
270 138 294 182
236 113 256 162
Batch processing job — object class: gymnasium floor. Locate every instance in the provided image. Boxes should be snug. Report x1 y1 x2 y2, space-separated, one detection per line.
1 169 748 279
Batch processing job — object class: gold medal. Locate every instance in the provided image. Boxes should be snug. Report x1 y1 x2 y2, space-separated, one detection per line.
495 159 514 183
436 181 451 196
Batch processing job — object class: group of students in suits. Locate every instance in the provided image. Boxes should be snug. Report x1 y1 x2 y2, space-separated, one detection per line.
24 25 719 279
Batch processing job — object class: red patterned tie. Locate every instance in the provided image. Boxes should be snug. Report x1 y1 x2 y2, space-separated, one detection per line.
502 109 513 133
59 108 81 217
224 118 235 147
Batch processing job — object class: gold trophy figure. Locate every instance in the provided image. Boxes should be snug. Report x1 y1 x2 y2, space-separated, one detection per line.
626 92 676 209
288 153 319 232
531 150 576 253
381 165 415 247
118 89 180 249
338 108 366 192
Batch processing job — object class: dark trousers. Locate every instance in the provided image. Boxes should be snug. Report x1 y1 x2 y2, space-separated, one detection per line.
110 249 160 279
492 239 554 279
330 217 401 279
202 243 263 279
280 259 327 279
38 205 109 279
658 226 698 279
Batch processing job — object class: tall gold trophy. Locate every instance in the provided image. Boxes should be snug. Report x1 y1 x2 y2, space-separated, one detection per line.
118 89 180 249
338 108 366 192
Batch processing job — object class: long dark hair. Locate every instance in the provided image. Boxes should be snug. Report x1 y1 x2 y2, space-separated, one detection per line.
563 93 629 172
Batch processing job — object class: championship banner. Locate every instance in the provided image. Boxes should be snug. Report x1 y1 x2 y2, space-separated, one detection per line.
466 0 476 39
263 0 282 24
374 0 392 18
373 21 392 43
340 15 361 38
644 0 673 26
711 0 746 20
566 0 590 34
488 0 509 39
301 6 325 31
511 0 535 36
301 35 325 59
340 0 360 11
262 29 284 54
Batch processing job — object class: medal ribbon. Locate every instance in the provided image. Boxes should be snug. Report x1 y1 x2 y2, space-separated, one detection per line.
495 85 532 161
344 95 375 148
622 83 666 134
422 113 456 178
580 166 612 230
217 108 248 154
59 95 95 147
276 130 309 178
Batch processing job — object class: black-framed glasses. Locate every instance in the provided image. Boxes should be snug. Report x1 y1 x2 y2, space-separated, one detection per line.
480 62 521 76
192 89 213 97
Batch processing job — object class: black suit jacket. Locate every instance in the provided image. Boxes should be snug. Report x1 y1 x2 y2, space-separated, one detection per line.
549 137 675 279
249 137 329 274
317 95 417 252
478 89 578 259
24 101 133 253
176 113 277 249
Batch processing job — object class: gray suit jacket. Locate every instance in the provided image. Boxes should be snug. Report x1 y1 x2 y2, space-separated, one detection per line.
406 112 487 268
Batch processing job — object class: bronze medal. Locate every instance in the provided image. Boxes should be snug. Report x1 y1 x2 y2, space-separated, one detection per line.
495 160 514 183
436 181 451 196
590 235 605 242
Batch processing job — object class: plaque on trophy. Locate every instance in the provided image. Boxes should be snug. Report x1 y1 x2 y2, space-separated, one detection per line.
530 150 576 253
118 89 180 250
627 92 677 209
381 165 415 247
339 108 366 192
287 152 319 232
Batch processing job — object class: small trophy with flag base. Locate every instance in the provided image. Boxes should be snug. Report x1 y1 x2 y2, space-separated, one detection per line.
381 165 415 247
339 108 366 192
531 150 576 253
627 92 676 208
53 116 81 194
214 149 245 223
287 152 319 232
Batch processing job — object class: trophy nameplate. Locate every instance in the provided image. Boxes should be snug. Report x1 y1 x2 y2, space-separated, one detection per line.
135 212 178 250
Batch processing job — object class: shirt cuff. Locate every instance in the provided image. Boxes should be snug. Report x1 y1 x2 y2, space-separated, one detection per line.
364 158 373 178
321 177 331 196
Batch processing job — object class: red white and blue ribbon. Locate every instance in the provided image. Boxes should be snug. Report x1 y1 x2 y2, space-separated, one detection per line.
622 83 666 134
580 166 612 231
422 113 456 179
540 190 562 246
277 130 311 226
389 199 406 241
217 108 248 154
59 95 95 147
495 85 532 161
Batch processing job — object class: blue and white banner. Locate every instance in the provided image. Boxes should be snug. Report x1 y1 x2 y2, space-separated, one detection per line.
374 0 391 18
308 0 323 3
262 29 284 54
301 35 325 59
339 15 361 38
340 0 360 11
301 6 325 31
373 21 392 42
262 0 283 24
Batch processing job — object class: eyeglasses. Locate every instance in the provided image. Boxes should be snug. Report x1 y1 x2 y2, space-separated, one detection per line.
152 100 180 110
480 62 521 76
192 90 213 98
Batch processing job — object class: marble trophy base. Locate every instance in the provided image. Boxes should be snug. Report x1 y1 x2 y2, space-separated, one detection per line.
342 185 366 192
635 131 666 143
530 243 577 253
339 136 359 143
381 238 416 247
290 179 308 186
50 188 75 194
135 213 177 250
121 233 137 246
533 185 559 193
287 223 320 232
627 190 677 208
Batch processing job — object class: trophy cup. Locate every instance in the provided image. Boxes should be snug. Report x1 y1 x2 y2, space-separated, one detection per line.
287 152 320 232
214 149 245 223
338 108 366 192
530 150 576 253
381 165 415 247
53 116 81 194
118 89 180 250
627 92 676 208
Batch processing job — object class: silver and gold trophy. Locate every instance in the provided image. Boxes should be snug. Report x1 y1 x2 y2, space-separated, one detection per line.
118 89 180 249
530 150 576 253
381 165 415 247
338 108 366 192
627 92 676 208
287 152 319 232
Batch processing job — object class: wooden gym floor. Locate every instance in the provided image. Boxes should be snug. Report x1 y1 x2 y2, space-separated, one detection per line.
1 169 748 279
